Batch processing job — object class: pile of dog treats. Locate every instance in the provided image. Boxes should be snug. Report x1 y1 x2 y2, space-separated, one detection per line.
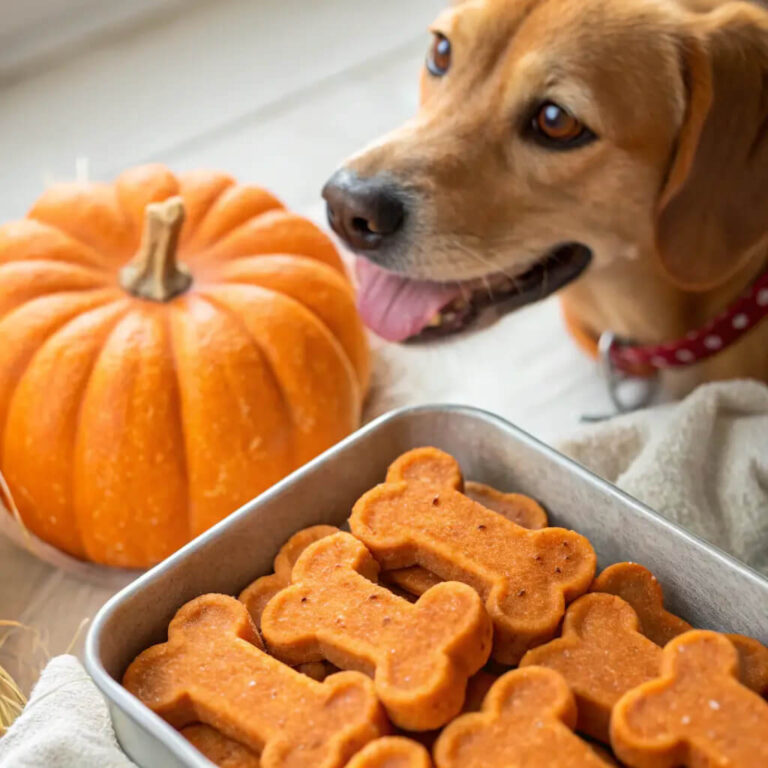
124 447 768 767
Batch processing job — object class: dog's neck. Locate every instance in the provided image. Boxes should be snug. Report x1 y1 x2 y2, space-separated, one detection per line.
561 244 768 390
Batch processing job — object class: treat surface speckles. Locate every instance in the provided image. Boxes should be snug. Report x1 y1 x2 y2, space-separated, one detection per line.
611 630 768 768
592 562 768 696
349 447 596 664
591 562 692 646
520 592 662 743
434 666 614 767
261 531 493 730
123 594 385 768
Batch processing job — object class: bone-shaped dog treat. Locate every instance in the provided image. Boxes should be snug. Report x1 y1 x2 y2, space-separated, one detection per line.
181 724 261 768
123 594 385 768
239 573 285 630
434 667 614 767
240 525 340 629
592 562 768 696
346 738 432 768
238 576 336 681
382 480 548 599
261 531 492 730
350 447 596 664
464 481 548 529
273 525 340 581
611 630 768 767
520 593 662 743
591 562 691 646
381 566 442 598
729 634 768 697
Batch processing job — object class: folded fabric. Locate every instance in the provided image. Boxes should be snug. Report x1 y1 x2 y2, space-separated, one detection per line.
0 655 136 768
559 379 768 576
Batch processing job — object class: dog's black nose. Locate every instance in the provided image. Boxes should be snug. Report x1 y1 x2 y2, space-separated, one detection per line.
322 169 405 251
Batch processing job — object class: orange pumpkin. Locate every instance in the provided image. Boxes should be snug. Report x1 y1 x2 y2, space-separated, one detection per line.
0 164 369 568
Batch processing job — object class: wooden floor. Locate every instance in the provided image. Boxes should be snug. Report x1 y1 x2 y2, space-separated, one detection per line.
0 0 612 698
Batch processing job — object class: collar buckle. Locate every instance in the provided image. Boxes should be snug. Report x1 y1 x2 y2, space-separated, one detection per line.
597 332 659 415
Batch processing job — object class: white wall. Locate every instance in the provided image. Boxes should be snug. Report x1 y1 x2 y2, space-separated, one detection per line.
0 0 190 81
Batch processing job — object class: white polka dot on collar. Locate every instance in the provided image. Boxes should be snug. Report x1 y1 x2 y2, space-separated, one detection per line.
732 313 749 330
704 335 722 350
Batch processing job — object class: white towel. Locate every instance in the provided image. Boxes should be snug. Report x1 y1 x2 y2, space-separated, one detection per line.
0 655 136 768
559 379 768 576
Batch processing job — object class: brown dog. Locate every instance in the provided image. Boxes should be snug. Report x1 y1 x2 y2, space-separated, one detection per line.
323 0 768 393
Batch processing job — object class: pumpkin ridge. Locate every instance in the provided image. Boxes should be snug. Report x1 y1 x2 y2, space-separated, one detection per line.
29 182 134 261
192 291 297 470
208 253 368 391
0 260 112 321
75 306 190 565
199 284 361 449
161 307 192 544
2 299 132 556
192 210 343 273
0 258 111 280
0 220 114 273
213 276 361 386
184 185 284 252
178 174 237 245
0 290 122 467
68 301 135 557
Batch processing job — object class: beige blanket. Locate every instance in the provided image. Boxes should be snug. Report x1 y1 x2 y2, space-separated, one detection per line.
559 379 768 576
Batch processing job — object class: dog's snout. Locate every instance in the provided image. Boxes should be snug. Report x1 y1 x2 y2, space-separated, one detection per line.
322 169 406 251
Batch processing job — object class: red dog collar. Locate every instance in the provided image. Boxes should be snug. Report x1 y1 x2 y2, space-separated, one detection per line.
563 267 768 378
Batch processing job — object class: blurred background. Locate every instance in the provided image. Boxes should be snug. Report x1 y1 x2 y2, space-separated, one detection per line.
0 0 444 222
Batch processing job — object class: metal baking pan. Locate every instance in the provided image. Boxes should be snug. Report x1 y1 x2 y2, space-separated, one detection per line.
85 405 768 768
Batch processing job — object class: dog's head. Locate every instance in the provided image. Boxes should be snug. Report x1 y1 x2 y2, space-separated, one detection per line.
323 0 768 342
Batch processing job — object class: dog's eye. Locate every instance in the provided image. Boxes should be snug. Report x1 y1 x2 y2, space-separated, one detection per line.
531 102 595 148
427 33 451 77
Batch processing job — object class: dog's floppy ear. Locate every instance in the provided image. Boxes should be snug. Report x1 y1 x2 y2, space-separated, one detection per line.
657 4 768 290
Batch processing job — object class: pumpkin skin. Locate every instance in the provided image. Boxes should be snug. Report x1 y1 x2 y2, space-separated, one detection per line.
0 164 369 568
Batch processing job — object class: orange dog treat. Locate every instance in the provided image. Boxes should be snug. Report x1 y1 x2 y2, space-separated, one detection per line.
381 566 442 597
591 562 691 646
181 724 261 768
350 447 596 664
729 634 768 697
520 593 662 743
238 580 336 681
434 666 614 767
239 573 285 630
123 594 385 768
464 481 548 529
346 737 432 768
592 562 768 696
383 480 548 599
611 630 768 767
273 524 340 581
239 525 340 628
261 532 492 730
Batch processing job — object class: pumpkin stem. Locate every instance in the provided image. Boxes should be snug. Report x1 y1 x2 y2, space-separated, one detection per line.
119 196 192 301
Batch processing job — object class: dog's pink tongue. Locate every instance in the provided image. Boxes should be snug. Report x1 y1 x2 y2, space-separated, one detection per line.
355 258 461 342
